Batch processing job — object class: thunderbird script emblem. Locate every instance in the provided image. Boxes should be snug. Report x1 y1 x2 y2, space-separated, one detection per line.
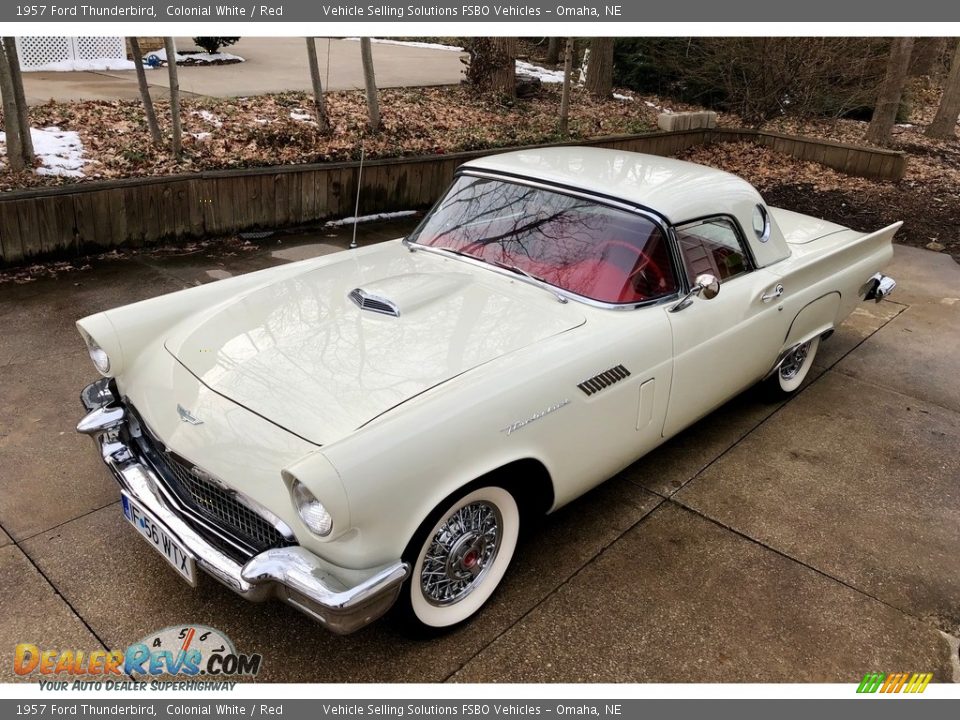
176 404 203 426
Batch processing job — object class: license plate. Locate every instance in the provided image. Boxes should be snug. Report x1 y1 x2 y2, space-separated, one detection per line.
121 492 197 586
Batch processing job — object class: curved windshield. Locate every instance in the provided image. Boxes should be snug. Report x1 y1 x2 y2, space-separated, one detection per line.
408 175 678 304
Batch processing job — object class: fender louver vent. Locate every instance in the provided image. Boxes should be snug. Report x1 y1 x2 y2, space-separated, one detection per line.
577 364 631 396
349 288 400 317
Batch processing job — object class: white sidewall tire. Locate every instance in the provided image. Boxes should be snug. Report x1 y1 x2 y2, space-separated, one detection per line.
410 486 519 628
779 336 820 393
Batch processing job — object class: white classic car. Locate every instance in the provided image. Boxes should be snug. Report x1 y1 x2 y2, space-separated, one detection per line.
77 147 899 634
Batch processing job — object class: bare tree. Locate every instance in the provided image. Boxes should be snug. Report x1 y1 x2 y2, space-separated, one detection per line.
305 37 330 133
0 39 24 171
585 37 615 99
490 38 517 98
546 37 561 66
926 38 960 140
129 38 162 146
559 38 574 136
164 37 183 159
359 38 380 132
865 37 915 146
3 38 33 161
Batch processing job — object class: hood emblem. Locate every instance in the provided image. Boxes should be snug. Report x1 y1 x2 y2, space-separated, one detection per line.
177 404 204 426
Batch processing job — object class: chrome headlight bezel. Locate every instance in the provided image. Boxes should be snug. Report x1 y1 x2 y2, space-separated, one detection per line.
291 479 333 537
79 329 112 375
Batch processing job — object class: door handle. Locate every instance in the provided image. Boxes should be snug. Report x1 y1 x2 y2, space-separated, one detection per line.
762 284 784 303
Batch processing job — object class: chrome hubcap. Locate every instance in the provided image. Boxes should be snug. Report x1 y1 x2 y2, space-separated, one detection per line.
780 341 811 380
420 501 501 606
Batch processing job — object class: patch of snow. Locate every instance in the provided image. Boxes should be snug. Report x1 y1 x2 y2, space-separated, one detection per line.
188 132 212 141
324 210 418 227
289 111 314 122
613 93 634 102
22 58 138 73
515 60 565 84
191 110 222 127
147 48 245 64
343 38 463 52
0 127 88 177
644 101 661 109
254 118 270 124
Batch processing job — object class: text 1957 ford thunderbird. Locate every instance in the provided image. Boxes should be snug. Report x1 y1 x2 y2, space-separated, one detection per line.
76 147 899 634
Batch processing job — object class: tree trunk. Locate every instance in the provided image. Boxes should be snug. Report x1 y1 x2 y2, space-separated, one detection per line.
0 39 24 171
559 38 574 136
546 37 561 66
926 38 960 140
585 37 614 99
129 38 162 146
490 37 517 98
865 37 915 146
3 38 33 162
305 37 330 133
359 38 380 132
164 37 182 159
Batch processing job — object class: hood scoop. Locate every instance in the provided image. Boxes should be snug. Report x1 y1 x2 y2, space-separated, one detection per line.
348 272 471 318
349 288 401 317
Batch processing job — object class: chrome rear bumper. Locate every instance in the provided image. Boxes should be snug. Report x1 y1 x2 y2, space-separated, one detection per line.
77 379 408 635
864 273 896 302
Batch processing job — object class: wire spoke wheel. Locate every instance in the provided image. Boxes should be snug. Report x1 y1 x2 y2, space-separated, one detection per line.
420 501 502 606
407 486 519 629
765 335 820 397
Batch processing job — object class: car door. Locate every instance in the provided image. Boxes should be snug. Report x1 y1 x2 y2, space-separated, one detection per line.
662 215 789 438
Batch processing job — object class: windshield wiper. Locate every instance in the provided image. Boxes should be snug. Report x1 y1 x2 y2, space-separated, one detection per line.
489 260 568 304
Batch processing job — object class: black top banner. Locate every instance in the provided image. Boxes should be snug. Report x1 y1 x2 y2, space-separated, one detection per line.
4 0 960 23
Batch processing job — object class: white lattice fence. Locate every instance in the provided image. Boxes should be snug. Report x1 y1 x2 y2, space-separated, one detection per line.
15 37 126 70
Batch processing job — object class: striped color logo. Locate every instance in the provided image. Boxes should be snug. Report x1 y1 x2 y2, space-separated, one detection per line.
856 672 933 694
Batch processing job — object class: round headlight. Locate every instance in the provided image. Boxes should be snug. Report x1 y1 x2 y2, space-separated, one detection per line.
291 480 333 537
81 331 111 375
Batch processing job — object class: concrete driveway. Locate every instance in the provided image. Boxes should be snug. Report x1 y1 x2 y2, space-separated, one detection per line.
23 37 465 105
0 222 958 683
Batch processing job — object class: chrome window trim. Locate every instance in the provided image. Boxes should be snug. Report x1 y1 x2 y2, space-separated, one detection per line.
673 213 757 286
403 169 684 311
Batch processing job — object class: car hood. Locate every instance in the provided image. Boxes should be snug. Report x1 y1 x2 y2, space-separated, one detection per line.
165 242 585 445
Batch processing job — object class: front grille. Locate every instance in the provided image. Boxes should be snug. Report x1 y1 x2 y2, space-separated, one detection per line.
151 451 286 551
130 415 289 557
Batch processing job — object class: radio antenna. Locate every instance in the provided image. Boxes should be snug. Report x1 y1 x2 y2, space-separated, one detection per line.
350 144 365 250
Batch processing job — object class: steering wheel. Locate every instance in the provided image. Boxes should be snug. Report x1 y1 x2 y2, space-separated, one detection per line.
597 240 668 288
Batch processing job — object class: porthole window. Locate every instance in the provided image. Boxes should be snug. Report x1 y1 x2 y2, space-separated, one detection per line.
753 204 771 243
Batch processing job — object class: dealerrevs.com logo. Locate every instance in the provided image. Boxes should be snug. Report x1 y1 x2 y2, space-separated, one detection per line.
15 625 262 691
856 672 933 694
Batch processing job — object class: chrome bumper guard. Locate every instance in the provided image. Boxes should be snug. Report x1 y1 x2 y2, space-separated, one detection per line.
77 380 409 635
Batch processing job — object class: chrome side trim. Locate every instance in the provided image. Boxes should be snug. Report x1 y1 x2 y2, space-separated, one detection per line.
77 384 409 635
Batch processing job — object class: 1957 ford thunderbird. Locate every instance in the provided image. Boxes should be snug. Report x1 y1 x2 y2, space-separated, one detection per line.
76 147 899 634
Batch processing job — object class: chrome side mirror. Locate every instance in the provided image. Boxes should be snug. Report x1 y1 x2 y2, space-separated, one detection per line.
696 273 720 300
670 273 720 312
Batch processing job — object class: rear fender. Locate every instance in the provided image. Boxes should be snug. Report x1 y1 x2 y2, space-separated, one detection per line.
783 292 840 349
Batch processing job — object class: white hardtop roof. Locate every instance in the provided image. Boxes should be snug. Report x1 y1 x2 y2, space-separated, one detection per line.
461 146 765 224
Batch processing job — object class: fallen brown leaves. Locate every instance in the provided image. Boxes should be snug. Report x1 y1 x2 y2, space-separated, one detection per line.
1 85 663 192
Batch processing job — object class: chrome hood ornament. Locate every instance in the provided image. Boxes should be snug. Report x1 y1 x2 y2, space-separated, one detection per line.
177 404 204 426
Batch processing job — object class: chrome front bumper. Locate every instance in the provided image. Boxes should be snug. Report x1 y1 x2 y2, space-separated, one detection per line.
77 380 409 635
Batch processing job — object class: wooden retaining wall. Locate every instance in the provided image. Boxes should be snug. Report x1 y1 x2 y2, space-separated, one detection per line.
0 129 906 265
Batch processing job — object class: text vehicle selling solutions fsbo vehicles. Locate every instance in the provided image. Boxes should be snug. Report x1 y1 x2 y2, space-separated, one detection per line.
77 147 899 633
